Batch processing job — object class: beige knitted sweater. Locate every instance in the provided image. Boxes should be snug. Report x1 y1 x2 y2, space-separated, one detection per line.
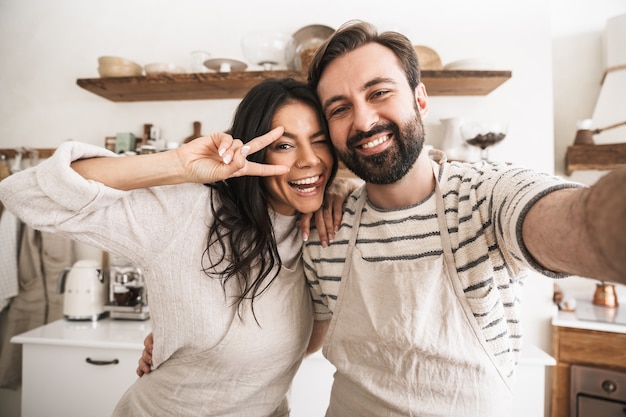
0 140 310 380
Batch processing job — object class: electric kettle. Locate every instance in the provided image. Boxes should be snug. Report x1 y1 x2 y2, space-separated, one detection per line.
58 259 108 321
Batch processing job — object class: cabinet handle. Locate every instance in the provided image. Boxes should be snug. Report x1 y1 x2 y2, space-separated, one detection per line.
85 357 120 366
601 379 617 394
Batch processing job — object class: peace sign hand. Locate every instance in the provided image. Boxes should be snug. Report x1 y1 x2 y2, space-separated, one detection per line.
176 127 289 184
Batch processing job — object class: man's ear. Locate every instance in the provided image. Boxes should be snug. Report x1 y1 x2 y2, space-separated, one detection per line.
415 83 429 119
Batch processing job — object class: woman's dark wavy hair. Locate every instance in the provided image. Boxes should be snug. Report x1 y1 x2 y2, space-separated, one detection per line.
203 77 337 320
307 20 420 93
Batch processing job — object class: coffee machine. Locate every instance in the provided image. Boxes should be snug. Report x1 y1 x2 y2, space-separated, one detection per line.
103 254 150 320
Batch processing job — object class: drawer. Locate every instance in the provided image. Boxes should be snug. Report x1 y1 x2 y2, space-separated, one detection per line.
21 343 141 417
578 395 626 416
556 327 626 369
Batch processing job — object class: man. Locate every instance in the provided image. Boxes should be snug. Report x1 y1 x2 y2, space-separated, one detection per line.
302 20 626 416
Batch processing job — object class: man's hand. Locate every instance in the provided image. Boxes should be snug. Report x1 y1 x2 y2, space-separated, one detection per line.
523 167 626 283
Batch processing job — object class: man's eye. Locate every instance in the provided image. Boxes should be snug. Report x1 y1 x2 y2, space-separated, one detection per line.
372 90 389 99
328 106 347 118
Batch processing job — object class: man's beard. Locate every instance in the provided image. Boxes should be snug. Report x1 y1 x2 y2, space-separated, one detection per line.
337 112 425 185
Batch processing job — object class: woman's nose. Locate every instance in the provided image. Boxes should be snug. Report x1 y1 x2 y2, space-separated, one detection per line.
295 146 321 169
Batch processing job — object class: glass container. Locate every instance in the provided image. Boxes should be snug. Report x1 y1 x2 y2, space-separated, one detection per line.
241 31 291 70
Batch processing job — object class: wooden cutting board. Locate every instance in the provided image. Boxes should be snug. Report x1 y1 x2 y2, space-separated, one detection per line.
183 121 202 143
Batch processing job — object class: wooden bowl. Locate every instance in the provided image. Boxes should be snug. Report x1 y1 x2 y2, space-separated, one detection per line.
98 64 143 77
413 45 443 70
97 56 143 77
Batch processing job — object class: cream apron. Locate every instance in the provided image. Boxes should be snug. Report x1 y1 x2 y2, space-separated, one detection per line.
112 260 313 417
323 160 513 417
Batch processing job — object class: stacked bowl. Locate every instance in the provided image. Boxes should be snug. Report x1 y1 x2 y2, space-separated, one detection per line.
98 56 143 77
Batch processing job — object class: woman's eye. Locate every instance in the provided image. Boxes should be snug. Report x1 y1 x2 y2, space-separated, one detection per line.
274 142 293 151
312 138 330 147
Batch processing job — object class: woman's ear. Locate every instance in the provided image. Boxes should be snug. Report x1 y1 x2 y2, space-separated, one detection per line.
415 83 429 119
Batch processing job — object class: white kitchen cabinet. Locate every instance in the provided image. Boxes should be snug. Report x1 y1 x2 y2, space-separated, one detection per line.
12 318 151 417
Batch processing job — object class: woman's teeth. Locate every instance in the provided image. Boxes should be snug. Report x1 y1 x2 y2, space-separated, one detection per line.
297 186 316 193
362 135 389 149
291 175 319 185
290 175 320 193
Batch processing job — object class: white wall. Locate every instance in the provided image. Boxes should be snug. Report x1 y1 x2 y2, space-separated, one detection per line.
551 0 626 179
550 0 626 303
0 0 559 349
1 0 555 176
1 0 625 415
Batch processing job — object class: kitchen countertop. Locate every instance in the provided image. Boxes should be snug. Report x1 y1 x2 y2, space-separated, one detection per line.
552 298 626 334
519 343 556 366
13 317 554 366
11 318 152 350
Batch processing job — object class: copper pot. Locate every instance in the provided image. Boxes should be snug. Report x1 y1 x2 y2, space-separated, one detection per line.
592 282 619 308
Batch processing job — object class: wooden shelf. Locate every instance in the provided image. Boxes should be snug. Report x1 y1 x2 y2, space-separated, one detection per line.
0 148 56 159
76 69 512 102
565 142 626 175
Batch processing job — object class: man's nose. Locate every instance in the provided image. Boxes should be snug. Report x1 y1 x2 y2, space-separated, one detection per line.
352 103 379 132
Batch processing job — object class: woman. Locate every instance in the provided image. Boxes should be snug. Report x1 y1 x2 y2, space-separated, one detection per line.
0 78 347 416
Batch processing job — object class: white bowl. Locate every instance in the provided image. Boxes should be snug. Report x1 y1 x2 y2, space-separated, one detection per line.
144 63 187 75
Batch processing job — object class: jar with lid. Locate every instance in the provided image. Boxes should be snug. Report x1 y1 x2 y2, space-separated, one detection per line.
139 145 156 155
439 117 469 161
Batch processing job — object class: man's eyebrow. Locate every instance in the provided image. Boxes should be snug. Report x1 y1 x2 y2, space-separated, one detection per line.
322 77 398 113
364 77 396 90
322 95 345 113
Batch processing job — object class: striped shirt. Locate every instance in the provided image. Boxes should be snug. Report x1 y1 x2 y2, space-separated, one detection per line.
303 159 582 379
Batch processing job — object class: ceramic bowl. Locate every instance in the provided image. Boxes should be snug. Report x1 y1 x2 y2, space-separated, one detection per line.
98 64 143 77
97 56 143 77
144 62 187 75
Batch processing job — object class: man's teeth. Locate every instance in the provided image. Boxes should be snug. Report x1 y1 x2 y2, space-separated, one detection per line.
362 135 389 149
291 175 319 185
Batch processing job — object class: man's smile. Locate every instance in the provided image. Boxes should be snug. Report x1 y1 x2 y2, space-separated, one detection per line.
359 134 391 150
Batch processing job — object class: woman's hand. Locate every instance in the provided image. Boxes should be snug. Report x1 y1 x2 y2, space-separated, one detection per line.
176 127 289 183
306 320 330 355
71 127 289 191
136 332 154 377
298 177 358 246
